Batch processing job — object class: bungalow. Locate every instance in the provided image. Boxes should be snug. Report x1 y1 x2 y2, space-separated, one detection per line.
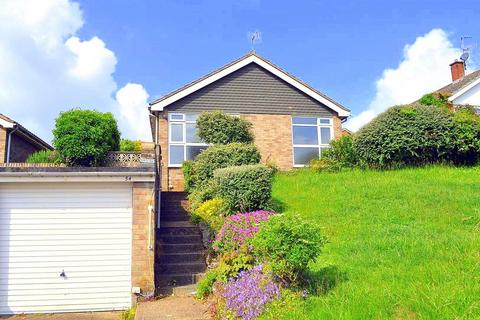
149 52 351 191
0 113 52 163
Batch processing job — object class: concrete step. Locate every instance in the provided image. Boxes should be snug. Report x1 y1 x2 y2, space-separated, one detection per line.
159 221 197 228
158 252 205 264
161 214 191 222
158 234 203 244
159 243 205 254
156 272 205 287
158 227 201 236
158 262 206 274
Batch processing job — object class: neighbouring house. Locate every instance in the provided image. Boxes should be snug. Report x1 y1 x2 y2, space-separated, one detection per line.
0 113 52 163
149 52 351 191
434 59 480 113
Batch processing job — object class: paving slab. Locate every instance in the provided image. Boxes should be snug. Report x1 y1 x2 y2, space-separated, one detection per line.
135 297 209 320
1 311 121 320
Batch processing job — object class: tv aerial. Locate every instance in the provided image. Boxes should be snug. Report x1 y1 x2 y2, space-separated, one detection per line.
460 35 473 67
248 31 262 52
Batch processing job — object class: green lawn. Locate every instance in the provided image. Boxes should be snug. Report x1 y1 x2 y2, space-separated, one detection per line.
267 166 480 319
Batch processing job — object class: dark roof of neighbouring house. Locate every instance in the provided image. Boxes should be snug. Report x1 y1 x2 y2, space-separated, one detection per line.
0 113 53 150
149 52 350 116
435 70 480 96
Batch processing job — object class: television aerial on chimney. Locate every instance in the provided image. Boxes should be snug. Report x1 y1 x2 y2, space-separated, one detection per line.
460 35 473 68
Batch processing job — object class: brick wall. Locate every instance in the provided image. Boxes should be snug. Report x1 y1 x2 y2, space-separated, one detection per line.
131 182 155 295
157 112 343 192
0 128 6 163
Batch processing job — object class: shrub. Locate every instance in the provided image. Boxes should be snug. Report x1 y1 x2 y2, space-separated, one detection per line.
451 107 480 164
196 111 253 144
354 105 455 168
192 143 261 188
212 164 274 213
120 139 142 151
120 306 137 320
194 198 227 232
213 210 272 253
251 215 325 283
182 160 195 192
188 180 217 211
218 264 280 320
196 270 218 299
309 158 342 172
26 150 62 164
419 93 449 108
53 109 120 166
214 251 256 283
322 135 358 167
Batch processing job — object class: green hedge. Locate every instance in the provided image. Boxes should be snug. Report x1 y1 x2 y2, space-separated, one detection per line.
354 105 455 168
212 164 274 213
191 143 261 188
196 111 253 144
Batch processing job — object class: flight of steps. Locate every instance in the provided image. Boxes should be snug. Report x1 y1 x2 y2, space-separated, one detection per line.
156 192 206 296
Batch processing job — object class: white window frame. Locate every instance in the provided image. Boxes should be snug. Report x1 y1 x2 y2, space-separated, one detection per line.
168 113 208 167
291 116 334 167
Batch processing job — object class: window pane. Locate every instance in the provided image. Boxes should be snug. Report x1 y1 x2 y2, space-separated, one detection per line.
185 114 198 121
169 114 184 121
169 145 184 165
293 126 318 145
319 118 331 125
294 147 319 165
320 127 331 144
186 123 201 143
292 117 317 125
186 145 208 160
170 123 183 142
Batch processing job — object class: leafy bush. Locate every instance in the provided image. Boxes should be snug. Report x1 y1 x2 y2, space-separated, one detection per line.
26 150 62 164
212 164 274 213
182 160 195 193
251 215 325 283
214 251 256 283
309 158 342 172
419 93 449 108
196 270 218 299
322 135 358 167
213 210 272 253
188 180 216 211
451 107 480 164
191 143 261 188
121 306 137 320
217 264 280 320
194 198 227 232
53 109 120 166
197 111 253 144
120 139 142 151
354 105 455 168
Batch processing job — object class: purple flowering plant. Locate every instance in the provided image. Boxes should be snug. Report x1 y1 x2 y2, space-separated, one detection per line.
219 264 280 320
213 210 272 253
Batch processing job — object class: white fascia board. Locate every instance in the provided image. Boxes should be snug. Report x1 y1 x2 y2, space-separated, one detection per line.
150 56 351 117
0 171 155 183
0 117 15 128
449 78 480 102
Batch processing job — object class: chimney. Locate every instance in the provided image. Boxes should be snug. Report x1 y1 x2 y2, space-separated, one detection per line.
450 60 465 82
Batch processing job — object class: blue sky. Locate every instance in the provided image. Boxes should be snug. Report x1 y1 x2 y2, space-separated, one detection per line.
76 0 478 113
1 0 479 141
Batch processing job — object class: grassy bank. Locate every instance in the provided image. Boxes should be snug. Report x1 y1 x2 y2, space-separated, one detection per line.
265 166 480 319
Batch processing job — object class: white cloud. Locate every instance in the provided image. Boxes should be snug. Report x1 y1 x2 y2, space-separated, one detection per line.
0 0 151 143
116 83 151 140
346 29 462 132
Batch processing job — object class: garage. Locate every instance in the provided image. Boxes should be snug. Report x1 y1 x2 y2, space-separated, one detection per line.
0 168 156 315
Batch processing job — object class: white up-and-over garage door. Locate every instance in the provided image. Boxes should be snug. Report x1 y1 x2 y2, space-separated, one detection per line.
0 182 133 314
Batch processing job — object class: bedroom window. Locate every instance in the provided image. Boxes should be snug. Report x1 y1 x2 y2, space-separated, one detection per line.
291 117 333 166
168 113 208 167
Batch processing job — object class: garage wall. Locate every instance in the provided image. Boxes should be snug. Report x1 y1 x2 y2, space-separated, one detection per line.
0 182 134 314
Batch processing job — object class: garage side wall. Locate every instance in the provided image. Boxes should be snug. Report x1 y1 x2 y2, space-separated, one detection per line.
132 182 155 295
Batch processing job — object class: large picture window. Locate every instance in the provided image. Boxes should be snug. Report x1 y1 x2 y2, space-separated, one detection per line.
291 117 333 166
168 113 208 166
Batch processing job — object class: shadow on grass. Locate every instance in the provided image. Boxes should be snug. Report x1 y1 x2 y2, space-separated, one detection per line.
269 197 288 213
304 265 348 295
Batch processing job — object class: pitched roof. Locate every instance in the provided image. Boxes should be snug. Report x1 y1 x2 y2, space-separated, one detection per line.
0 113 52 150
435 70 480 96
149 52 350 117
